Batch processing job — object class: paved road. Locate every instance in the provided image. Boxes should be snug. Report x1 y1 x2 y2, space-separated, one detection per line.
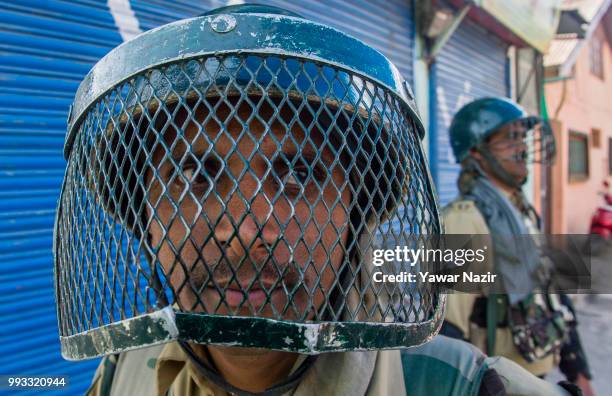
547 247 612 395
546 294 612 394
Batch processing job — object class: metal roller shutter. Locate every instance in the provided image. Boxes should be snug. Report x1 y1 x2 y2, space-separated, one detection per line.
127 0 415 83
431 19 509 206
0 1 415 394
0 1 124 394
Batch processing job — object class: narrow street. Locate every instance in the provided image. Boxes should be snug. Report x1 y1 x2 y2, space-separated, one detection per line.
547 249 612 394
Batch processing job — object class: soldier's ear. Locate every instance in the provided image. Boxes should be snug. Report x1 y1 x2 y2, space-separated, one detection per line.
465 149 492 176
469 148 484 162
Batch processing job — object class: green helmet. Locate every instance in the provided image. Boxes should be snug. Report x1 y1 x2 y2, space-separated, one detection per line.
53 4 443 361
449 97 542 163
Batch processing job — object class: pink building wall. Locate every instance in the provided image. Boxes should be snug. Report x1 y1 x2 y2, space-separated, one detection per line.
545 23 612 234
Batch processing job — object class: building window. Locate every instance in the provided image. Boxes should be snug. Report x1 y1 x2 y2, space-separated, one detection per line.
589 36 604 79
569 131 589 181
591 128 601 148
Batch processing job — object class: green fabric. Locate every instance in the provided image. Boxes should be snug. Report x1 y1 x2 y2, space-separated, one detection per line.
402 335 488 396
100 355 118 396
540 81 549 121
487 296 498 356
486 295 509 355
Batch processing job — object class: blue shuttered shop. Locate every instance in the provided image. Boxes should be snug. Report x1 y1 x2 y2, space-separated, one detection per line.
430 19 509 205
0 1 415 394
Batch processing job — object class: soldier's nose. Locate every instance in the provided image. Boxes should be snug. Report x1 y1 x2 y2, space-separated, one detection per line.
217 188 279 262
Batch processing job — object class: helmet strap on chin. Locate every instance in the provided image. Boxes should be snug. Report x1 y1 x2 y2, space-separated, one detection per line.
477 146 526 191
178 341 317 396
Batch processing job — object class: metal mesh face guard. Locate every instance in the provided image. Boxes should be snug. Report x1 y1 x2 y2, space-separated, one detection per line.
525 121 556 164
54 10 443 360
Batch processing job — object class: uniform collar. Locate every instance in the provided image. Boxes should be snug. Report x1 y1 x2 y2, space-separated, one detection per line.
155 342 188 395
155 342 219 395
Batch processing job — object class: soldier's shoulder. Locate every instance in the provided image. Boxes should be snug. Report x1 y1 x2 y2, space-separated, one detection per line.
442 198 489 234
401 335 488 396
485 356 578 395
403 334 485 366
402 337 575 395
86 345 165 396
443 198 479 214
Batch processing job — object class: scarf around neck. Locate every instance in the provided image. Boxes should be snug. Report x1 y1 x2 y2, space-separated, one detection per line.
458 160 542 304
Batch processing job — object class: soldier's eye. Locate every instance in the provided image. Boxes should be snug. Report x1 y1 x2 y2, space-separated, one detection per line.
284 168 310 187
509 130 527 141
183 165 209 184
178 158 221 191
274 154 328 195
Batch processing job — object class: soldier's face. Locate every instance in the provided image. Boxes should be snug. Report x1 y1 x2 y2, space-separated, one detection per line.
145 101 350 320
485 121 529 183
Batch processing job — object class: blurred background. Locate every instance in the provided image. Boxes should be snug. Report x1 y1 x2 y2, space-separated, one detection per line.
0 0 610 394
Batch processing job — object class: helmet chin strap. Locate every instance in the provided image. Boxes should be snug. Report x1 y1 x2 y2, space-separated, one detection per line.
179 341 317 396
478 147 526 191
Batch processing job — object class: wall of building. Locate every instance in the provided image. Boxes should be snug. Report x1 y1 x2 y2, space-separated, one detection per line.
430 17 510 205
546 23 612 234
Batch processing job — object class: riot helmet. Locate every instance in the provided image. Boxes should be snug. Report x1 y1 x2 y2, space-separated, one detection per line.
53 5 443 360
449 97 555 188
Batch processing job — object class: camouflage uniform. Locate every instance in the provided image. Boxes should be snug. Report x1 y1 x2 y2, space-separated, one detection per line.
443 196 556 376
85 336 576 396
